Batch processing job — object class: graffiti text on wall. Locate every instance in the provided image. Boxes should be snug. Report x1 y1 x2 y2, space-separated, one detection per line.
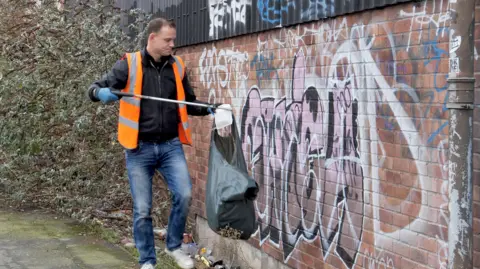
197 1 450 268
241 50 364 268
208 0 252 38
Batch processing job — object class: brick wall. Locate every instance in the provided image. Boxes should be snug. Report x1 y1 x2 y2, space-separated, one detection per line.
176 0 480 268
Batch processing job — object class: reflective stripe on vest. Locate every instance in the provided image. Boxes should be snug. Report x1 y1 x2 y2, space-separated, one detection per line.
118 51 142 149
117 52 192 149
171 55 192 146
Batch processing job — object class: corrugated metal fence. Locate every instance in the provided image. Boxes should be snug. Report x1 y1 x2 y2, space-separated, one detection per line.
116 0 413 47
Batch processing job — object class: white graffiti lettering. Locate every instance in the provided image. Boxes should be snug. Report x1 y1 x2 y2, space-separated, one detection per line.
208 0 252 38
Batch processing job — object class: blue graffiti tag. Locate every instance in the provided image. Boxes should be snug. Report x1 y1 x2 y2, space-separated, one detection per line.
302 0 335 19
250 52 279 86
257 0 295 24
423 26 449 144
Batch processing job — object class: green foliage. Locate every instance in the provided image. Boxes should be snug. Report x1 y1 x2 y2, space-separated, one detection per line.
0 0 151 220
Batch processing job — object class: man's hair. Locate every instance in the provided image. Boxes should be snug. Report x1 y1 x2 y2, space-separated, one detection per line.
146 18 176 35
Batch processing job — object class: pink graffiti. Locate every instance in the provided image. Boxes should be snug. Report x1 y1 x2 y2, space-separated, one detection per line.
240 50 364 268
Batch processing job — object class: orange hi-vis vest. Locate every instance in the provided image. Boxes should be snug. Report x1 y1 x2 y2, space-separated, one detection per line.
117 51 192 149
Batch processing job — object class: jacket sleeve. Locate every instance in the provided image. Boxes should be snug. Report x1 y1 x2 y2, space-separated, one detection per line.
183 71 211 116
86 56 129 102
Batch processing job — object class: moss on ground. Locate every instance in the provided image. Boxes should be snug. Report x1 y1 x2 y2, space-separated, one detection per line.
74 218 188 268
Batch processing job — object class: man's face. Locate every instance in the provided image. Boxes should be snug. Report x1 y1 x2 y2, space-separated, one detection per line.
149 26 176 56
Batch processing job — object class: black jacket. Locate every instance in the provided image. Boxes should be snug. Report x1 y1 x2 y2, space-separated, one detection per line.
87 49 210 142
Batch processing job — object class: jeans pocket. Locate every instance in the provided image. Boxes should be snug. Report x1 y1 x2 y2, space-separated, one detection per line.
167 137 182 146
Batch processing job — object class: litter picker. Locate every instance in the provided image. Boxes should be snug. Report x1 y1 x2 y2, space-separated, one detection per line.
111 90 233 129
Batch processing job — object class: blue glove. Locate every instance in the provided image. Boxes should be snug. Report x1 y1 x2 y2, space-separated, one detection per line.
207 103 222 115
96 88 119 104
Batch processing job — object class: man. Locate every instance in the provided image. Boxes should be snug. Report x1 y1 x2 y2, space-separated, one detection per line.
86 18 220 269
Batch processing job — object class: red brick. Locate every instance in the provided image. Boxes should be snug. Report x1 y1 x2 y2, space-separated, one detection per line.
474 202 480 218
428 192 446 208
401 258 419 269
299 240 322 258
430 250 447 268
474 170 480 187
381 222 402 234
393 157 411 172
400 173 417 188
474 217 480 234
379 129 395 143
475 251 480 268
413 220 448 239
261 242 284 261
408 189 423 203
419 206 441 225
367 213 381 233
362 231 375 246
247 236 260 249
418 235 438 253
393 240 411 257
298 251 318 268
286 255 309 269
400 200 421 217
474 234 480 252
394 131 409 145
393 19 412 33
475 185 480 201
325 254 346 269
379 208 394 224
393 213 412 228
371 9 387 23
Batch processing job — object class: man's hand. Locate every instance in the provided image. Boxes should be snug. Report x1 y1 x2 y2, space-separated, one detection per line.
95 88 120 104
207 103 223 114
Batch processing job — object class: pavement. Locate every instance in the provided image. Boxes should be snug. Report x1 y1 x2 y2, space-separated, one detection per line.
0 208 137 269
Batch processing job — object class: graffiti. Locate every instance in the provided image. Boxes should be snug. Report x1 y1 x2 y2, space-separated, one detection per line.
400 0 450 51
208 0 252 38
401 2 450 145
436 139 449 269
449 32 461 74
195 1 450 268
236 18 428 268
198 45 250 110
419 26 449 144
250 51 279 91
302 0 335 19
256 0 295 25
363 251 395 269
241 50 363 268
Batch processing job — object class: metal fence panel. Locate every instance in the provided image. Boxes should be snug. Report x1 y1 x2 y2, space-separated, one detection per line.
116 0 413 47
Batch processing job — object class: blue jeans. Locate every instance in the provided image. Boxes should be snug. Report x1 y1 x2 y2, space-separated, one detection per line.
125 137 192 265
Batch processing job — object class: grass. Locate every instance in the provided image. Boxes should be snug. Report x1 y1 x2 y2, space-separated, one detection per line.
71 222 121 243
74 221 184 269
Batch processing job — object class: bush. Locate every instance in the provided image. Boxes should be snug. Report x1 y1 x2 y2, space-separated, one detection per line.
0 0 155 223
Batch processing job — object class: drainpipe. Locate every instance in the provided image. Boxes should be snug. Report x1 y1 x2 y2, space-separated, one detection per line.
446 0 475 268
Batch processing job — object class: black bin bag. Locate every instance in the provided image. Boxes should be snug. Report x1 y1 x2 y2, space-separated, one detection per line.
205 116 259 240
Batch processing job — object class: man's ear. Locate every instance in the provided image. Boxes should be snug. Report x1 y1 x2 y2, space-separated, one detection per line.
147 33 154 43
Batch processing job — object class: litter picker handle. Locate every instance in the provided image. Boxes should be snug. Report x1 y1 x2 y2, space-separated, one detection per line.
111 90 134 98
110 90 232 111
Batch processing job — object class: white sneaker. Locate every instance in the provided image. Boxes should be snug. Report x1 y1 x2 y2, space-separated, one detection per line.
164 248 194 269
140 263 155 269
